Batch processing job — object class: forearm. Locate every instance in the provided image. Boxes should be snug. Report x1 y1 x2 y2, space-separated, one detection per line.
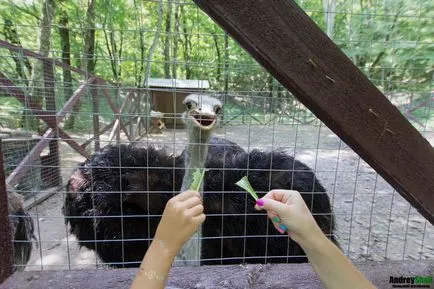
130 240 176 289
298 232 376 289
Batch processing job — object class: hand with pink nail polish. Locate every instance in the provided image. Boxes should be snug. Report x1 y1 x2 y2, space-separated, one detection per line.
254 190 323 244
255 190 376 289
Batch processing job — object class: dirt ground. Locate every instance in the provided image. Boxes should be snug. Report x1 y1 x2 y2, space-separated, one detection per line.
24 124 434 271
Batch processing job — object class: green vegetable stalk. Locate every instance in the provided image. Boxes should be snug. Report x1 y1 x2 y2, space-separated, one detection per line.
235 176 259 201
190 168 207 192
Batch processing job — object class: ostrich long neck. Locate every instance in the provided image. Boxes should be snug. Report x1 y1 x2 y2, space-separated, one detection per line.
180 131 211 193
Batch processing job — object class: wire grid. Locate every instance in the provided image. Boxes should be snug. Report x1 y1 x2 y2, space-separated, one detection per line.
0 0 432 271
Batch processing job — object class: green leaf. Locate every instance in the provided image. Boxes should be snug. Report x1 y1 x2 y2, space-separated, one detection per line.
235 176 259 201
190 169 207 192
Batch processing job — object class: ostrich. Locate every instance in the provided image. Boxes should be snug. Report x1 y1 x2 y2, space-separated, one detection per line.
176 94 223 265
8 191 36 271
179 93 222 192
63 93 337 267
63 93 239 267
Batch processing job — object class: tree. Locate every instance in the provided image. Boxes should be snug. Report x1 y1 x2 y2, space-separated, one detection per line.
142 0 163 131
180 5 192 79
64 0 96 130
164 0 173 78
58 7 73 103
26 0 56 132
172 3 180 79
3 19 32 86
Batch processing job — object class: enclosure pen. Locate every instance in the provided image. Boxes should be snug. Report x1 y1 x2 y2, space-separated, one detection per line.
0 0 433 288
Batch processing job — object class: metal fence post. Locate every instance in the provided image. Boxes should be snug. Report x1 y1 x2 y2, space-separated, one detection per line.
0 140 14 283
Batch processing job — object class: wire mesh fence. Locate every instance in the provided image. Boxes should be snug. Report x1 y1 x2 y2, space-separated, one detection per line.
0 0 432 272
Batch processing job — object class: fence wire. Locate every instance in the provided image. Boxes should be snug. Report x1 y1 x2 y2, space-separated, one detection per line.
0 0 432 271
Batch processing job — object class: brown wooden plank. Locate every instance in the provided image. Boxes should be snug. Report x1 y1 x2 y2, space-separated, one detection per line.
98 80 131 140
0 141 13 283
115 86 121 142
108 119 122 143
0 40 110 84
0 73 92 125
1 75 92 186
119 90 133 140
193 0 434 224
1 73 78 134
0 73 56 128
57 130 90 159
107 88 133 141
42 59 61 186
1 260 433 289
58 78 95 121
97 79 118 113
5 130 54 189
81 120 116 149
91 83 100 151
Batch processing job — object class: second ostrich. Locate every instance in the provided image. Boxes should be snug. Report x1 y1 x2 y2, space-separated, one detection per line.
64 93 338 267
8 191 36 271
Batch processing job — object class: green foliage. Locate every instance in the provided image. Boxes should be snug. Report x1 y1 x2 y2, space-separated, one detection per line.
0 97 23 128
0 0 432 132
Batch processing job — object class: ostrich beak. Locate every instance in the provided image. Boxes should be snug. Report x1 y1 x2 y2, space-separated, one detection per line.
187 110 217 131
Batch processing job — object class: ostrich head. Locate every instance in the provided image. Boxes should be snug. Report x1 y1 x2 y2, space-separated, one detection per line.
180 93 222 192
182 94 222 139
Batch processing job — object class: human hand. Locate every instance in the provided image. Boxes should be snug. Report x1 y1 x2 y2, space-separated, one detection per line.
254 190 323 244
154 190 206 257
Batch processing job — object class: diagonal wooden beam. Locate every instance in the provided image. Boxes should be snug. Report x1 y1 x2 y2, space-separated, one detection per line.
98 79 131 140
194 0 434 224
5 130 55 189
57 129 90 159
57 77 96 123
81 119 116 149
0 73 93 127
1 74 92 188
107 89 133 142
0 40 106 84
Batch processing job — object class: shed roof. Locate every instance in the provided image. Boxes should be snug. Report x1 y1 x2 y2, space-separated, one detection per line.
147 78 210 89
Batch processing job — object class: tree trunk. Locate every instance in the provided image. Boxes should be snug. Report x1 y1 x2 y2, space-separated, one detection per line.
103 26 122 81
172 3 180 79
134 0 145 86
223 33 229 94
26 0 56 132
212 32 221 82
64 0 96 130
164 0 173 78
58 9 73 104
116 30 123 80
180 6 192 79
82 1 96 73
322 0 336 39
143 0 163 86
143 0 163 132
3 19 32 86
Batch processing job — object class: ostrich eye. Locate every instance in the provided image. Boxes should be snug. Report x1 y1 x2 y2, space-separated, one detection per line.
214 106 222 115
185 101 196 110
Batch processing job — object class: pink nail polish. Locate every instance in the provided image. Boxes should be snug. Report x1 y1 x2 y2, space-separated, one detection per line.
256 199 264 207
276 226 285 234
